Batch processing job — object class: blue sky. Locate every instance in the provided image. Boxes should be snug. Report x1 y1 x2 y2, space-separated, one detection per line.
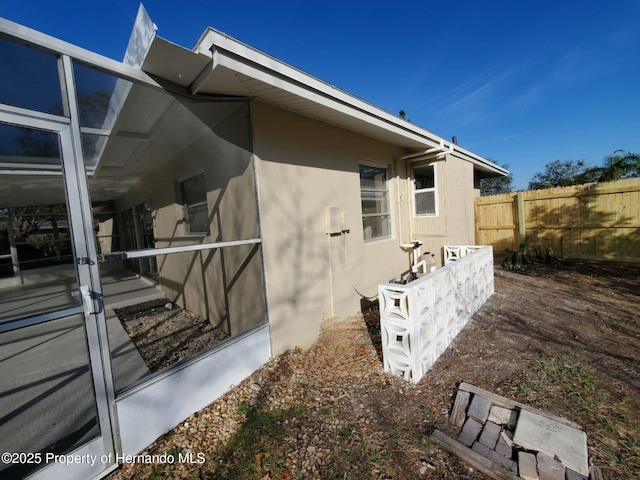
2 0 639 190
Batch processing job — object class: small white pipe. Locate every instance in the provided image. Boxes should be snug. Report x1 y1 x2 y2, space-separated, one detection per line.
412 259 427 274
397 139 446 160
398 143 454 164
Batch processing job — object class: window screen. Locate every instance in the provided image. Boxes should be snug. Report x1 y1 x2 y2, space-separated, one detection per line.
360 164 391 241
412 164 437 216
180 173 209 234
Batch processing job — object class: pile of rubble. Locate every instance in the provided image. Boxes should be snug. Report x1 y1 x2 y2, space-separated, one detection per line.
432 383 591 480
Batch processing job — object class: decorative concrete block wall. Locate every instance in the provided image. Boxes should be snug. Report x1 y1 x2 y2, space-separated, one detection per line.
378 246 494 384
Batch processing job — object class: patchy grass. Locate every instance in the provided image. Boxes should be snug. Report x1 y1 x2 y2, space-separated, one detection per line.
107 261 640 480
611 316 640 328
208 404 308 479
146 464 164 480
512 356 640 478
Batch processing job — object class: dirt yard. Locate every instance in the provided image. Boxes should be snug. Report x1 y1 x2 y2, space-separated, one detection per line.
109 260 639 480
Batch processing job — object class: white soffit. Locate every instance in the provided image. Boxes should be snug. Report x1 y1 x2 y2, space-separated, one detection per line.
143 33 439 150
141 28 509 177
143 37 212 89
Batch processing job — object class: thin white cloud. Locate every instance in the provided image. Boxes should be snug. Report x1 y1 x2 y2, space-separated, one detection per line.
440 79 496 114
436 66 501 111
438 62 531 121
510 41 609 113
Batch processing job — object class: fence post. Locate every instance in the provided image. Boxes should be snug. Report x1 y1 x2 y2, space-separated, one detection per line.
516 191 526 247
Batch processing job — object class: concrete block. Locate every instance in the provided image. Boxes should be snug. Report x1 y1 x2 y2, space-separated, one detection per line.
478 421 501 449
471 441 491 457
565 469 588 480
536 452 565 480
467 393 491 423
513 410 588 477
488 405 518 426
495 434 513 458
488 449 518 473
458 417 483 447
518 451 538 480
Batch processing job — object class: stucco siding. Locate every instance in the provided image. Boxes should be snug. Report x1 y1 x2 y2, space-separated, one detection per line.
409 154 476 265
250 101 410 355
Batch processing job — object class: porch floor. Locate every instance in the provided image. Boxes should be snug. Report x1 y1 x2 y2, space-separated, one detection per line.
0 268 164 391
0 270 164 477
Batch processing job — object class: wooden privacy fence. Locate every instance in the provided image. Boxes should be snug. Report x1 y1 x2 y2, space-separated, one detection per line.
475 178 640 263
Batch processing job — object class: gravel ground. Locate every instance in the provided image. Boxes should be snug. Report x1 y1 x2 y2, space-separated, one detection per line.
115 299 230 372
108 260 640 480
110 316 482 480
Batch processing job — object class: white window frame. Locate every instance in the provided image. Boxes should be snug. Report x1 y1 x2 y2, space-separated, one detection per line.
411 162 438 217
359 162 392 242
178 171 210 235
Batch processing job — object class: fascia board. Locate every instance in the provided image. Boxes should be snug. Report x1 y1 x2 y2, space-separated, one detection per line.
199 28 442 150
198 27 509 176
210 50 439 147
0 17 161 89
450 147 510 176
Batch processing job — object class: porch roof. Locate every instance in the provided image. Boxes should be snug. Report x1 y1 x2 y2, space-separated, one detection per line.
141 27 508 178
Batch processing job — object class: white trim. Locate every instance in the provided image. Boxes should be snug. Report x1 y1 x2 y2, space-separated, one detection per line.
359 162 392 242
411 162 439 218
115 323 271 456
109 238 262 260
0 306 84 333
0 104 71 125
193 29 508 177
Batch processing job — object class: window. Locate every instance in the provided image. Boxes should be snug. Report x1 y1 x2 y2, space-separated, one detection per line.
180 172 209 234
412 163 437 216
360 164 391 241
0 36 63 115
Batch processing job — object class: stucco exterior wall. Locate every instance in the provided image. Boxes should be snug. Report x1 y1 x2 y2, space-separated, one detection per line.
113 98 483 357
409 154 477 265
114 100 266 337
251 101 412 354
251 102 483 355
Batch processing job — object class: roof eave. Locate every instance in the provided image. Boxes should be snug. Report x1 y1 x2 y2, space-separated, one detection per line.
143 26 509 177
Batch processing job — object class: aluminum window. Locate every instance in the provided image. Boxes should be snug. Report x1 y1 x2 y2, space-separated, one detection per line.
412 163 437 217
180 172 209 235
0 36 64 115
360 164 391 241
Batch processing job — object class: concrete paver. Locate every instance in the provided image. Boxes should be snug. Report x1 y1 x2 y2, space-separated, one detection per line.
513 409 588 477
478 420 501 449
459 417 483 447
488 405 518 426
495 433 513 458
467 393 491 423
518 451 538 480
565 468 588 480
536 452 565 480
